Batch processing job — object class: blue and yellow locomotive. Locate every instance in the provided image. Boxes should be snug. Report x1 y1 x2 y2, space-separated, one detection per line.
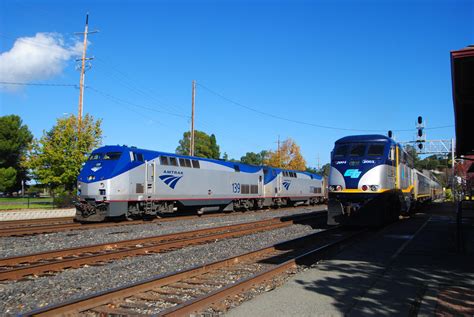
327 135 441 226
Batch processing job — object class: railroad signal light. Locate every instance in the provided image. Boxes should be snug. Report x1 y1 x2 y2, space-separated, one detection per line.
418 143 423 150
388 130 393 138
418 129 423 137
417 116 423 125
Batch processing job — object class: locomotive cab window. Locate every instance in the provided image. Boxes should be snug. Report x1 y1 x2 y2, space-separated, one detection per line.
131 152 144 162
169 157 178 166
160 156 169 165
185 159 192 168
234 165 240 172
192 160 200 168
367 144 385 157
349 144 366 157
334 144 348 158
103 152 122 160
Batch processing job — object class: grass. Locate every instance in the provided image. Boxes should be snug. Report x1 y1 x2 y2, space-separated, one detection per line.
0 197 54 210
0 204 55 210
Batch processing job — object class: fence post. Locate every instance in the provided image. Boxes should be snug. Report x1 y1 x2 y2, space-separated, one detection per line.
27 196 30 209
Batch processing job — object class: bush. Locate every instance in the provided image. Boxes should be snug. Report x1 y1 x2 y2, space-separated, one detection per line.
445 188 453 202
52 187 75 208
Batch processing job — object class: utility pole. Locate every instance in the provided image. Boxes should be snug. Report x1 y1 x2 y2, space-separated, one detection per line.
277 135 281 168
190 80 196 156
75 13 98 127
317 154 320 170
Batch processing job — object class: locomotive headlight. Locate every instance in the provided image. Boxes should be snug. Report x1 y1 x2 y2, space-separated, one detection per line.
362 185 368 191
100 182 105 188
336 185 342 191
77 184 81 189
87 175 95 181
370 185 379 191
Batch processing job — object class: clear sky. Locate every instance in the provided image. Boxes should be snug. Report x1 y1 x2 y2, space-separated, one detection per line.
1 0 473 168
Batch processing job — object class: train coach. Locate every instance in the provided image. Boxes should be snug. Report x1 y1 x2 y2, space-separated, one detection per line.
327 134 442 226
75 145 324 222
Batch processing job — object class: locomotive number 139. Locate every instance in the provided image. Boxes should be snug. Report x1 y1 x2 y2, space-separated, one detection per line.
232 183 241 193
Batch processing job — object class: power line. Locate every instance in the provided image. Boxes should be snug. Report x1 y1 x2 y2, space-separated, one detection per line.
0 81 77 87
86 86 190 119
197 82 454 133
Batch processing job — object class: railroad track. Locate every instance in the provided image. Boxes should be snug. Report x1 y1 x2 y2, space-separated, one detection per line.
0 212 325 281
0 205 326 237
24 226 363 316
0 217 73 229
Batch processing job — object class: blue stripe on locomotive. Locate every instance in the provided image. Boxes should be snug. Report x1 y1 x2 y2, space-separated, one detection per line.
79 145 322 185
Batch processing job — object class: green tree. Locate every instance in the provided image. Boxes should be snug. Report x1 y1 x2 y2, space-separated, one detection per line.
0 167 17 192
27 114 102 191
318 163 331 177
240 151 268 166
0 115 33 193
176 130 220 159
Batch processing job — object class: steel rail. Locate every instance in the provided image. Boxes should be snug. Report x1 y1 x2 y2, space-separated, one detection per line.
25 226 356 317
0 205 325 237
0 212 324 281
0 217 73 229
161 229 363 316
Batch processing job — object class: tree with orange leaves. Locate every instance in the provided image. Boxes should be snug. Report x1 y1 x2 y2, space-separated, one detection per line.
263 138 306 171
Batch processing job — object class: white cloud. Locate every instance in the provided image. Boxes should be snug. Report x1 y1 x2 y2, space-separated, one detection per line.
0 32 82 91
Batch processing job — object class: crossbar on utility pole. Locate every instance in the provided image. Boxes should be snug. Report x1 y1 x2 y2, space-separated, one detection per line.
190 80 196 156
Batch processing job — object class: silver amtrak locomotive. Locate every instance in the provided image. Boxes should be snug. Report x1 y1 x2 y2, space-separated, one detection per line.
75 145 325 222
327 135 442 226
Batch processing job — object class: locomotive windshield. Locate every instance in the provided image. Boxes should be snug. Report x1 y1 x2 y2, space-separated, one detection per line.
88 152 122 161
88 153 102 161
103 152 122 160
334 144 349 158
367 144 385 156
349 144 366 157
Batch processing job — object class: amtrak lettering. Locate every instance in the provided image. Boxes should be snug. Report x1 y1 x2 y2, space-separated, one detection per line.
163 170 184 175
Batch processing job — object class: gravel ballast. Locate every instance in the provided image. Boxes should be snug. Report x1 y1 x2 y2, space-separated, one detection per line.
0 221 322 315
0 205 325 259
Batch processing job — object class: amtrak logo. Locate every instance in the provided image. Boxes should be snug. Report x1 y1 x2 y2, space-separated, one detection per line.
159 174 183 189
344 169 362 179
283 181 291 190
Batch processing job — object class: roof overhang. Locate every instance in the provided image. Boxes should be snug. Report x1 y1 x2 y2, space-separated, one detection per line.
451 46 474 157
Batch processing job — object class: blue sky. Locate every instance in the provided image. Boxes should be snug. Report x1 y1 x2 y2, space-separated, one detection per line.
1 0 473 168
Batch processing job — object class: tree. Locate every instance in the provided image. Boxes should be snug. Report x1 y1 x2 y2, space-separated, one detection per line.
26 114 102 191
240 151 268 166
318 163 331 177
263 138 306 170
0 115 33 193
0 167 17 193
176 130 220 159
